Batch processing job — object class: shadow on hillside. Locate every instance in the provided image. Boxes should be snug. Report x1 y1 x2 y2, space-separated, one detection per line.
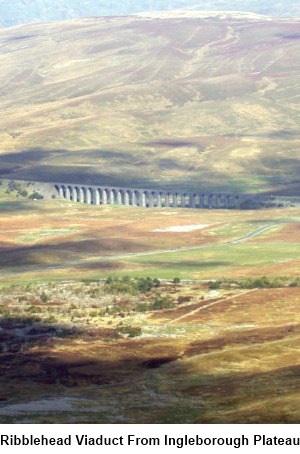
0 149 58 175
0 315 175 390
138 260 229 270
247 219 280 223
163 363 300 423
185 324 300 355
0 149 54 165
1 146 299 196
0 148 154 188
0 316 83 355
146 139 200 148
0 201 36 212
224 130 299 139
0 242 80 269
73 261 124 271
0 237 155 270
282 33 300 39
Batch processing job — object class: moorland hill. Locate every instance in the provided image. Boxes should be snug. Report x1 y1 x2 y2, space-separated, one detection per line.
0 13 299 194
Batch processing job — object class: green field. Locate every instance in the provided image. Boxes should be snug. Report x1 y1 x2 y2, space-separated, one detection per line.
122 242 300 279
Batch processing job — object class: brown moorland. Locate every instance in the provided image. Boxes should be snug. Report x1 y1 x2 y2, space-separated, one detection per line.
0 281 300 423
0 13 299 194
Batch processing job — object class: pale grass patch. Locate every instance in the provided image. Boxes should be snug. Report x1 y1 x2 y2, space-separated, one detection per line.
153 224 211 233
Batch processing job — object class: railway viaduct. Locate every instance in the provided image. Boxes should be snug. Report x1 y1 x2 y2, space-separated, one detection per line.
1 178 294 209
51 182 256 209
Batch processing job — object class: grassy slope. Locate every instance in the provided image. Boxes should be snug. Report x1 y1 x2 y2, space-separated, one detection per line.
0 15 299 194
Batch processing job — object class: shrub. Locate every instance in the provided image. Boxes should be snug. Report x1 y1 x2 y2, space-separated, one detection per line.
230 276 300 289
153 278 161 287
89 288 100 298
40 291 49 303
137 277 157 292
151 295 174 310
8 181 21 192
89 310 98 318
135 302 148 312
28 192 43 200
116 324 142 338
45 315 58 323
103 277 163 295
137 280 150 292
209 281 220 290
104 278 138 295
26 305 42 313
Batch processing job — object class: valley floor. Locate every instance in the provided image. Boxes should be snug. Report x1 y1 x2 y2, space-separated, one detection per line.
0 185 299 423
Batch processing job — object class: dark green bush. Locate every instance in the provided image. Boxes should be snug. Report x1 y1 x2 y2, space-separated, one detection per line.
104 277 161 295
40 291 49 303
29 192 44 200
209 281 220 290
151 295 174 310
214 277 300 289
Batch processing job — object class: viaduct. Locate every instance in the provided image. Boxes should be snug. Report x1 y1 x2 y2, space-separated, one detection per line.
51 182 258 209
2 178 296 209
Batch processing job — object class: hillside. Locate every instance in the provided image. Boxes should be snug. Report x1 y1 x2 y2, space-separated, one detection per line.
0 14 299 194
0 0 299 28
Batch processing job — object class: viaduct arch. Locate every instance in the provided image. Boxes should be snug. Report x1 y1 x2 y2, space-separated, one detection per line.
53 183 244 209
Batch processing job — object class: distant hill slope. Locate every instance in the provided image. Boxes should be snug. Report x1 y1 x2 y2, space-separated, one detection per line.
0 15 299 195
0 0 299 28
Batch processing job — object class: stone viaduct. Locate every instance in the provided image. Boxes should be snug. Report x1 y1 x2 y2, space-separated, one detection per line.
2 177 296 209
51 182 249 209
